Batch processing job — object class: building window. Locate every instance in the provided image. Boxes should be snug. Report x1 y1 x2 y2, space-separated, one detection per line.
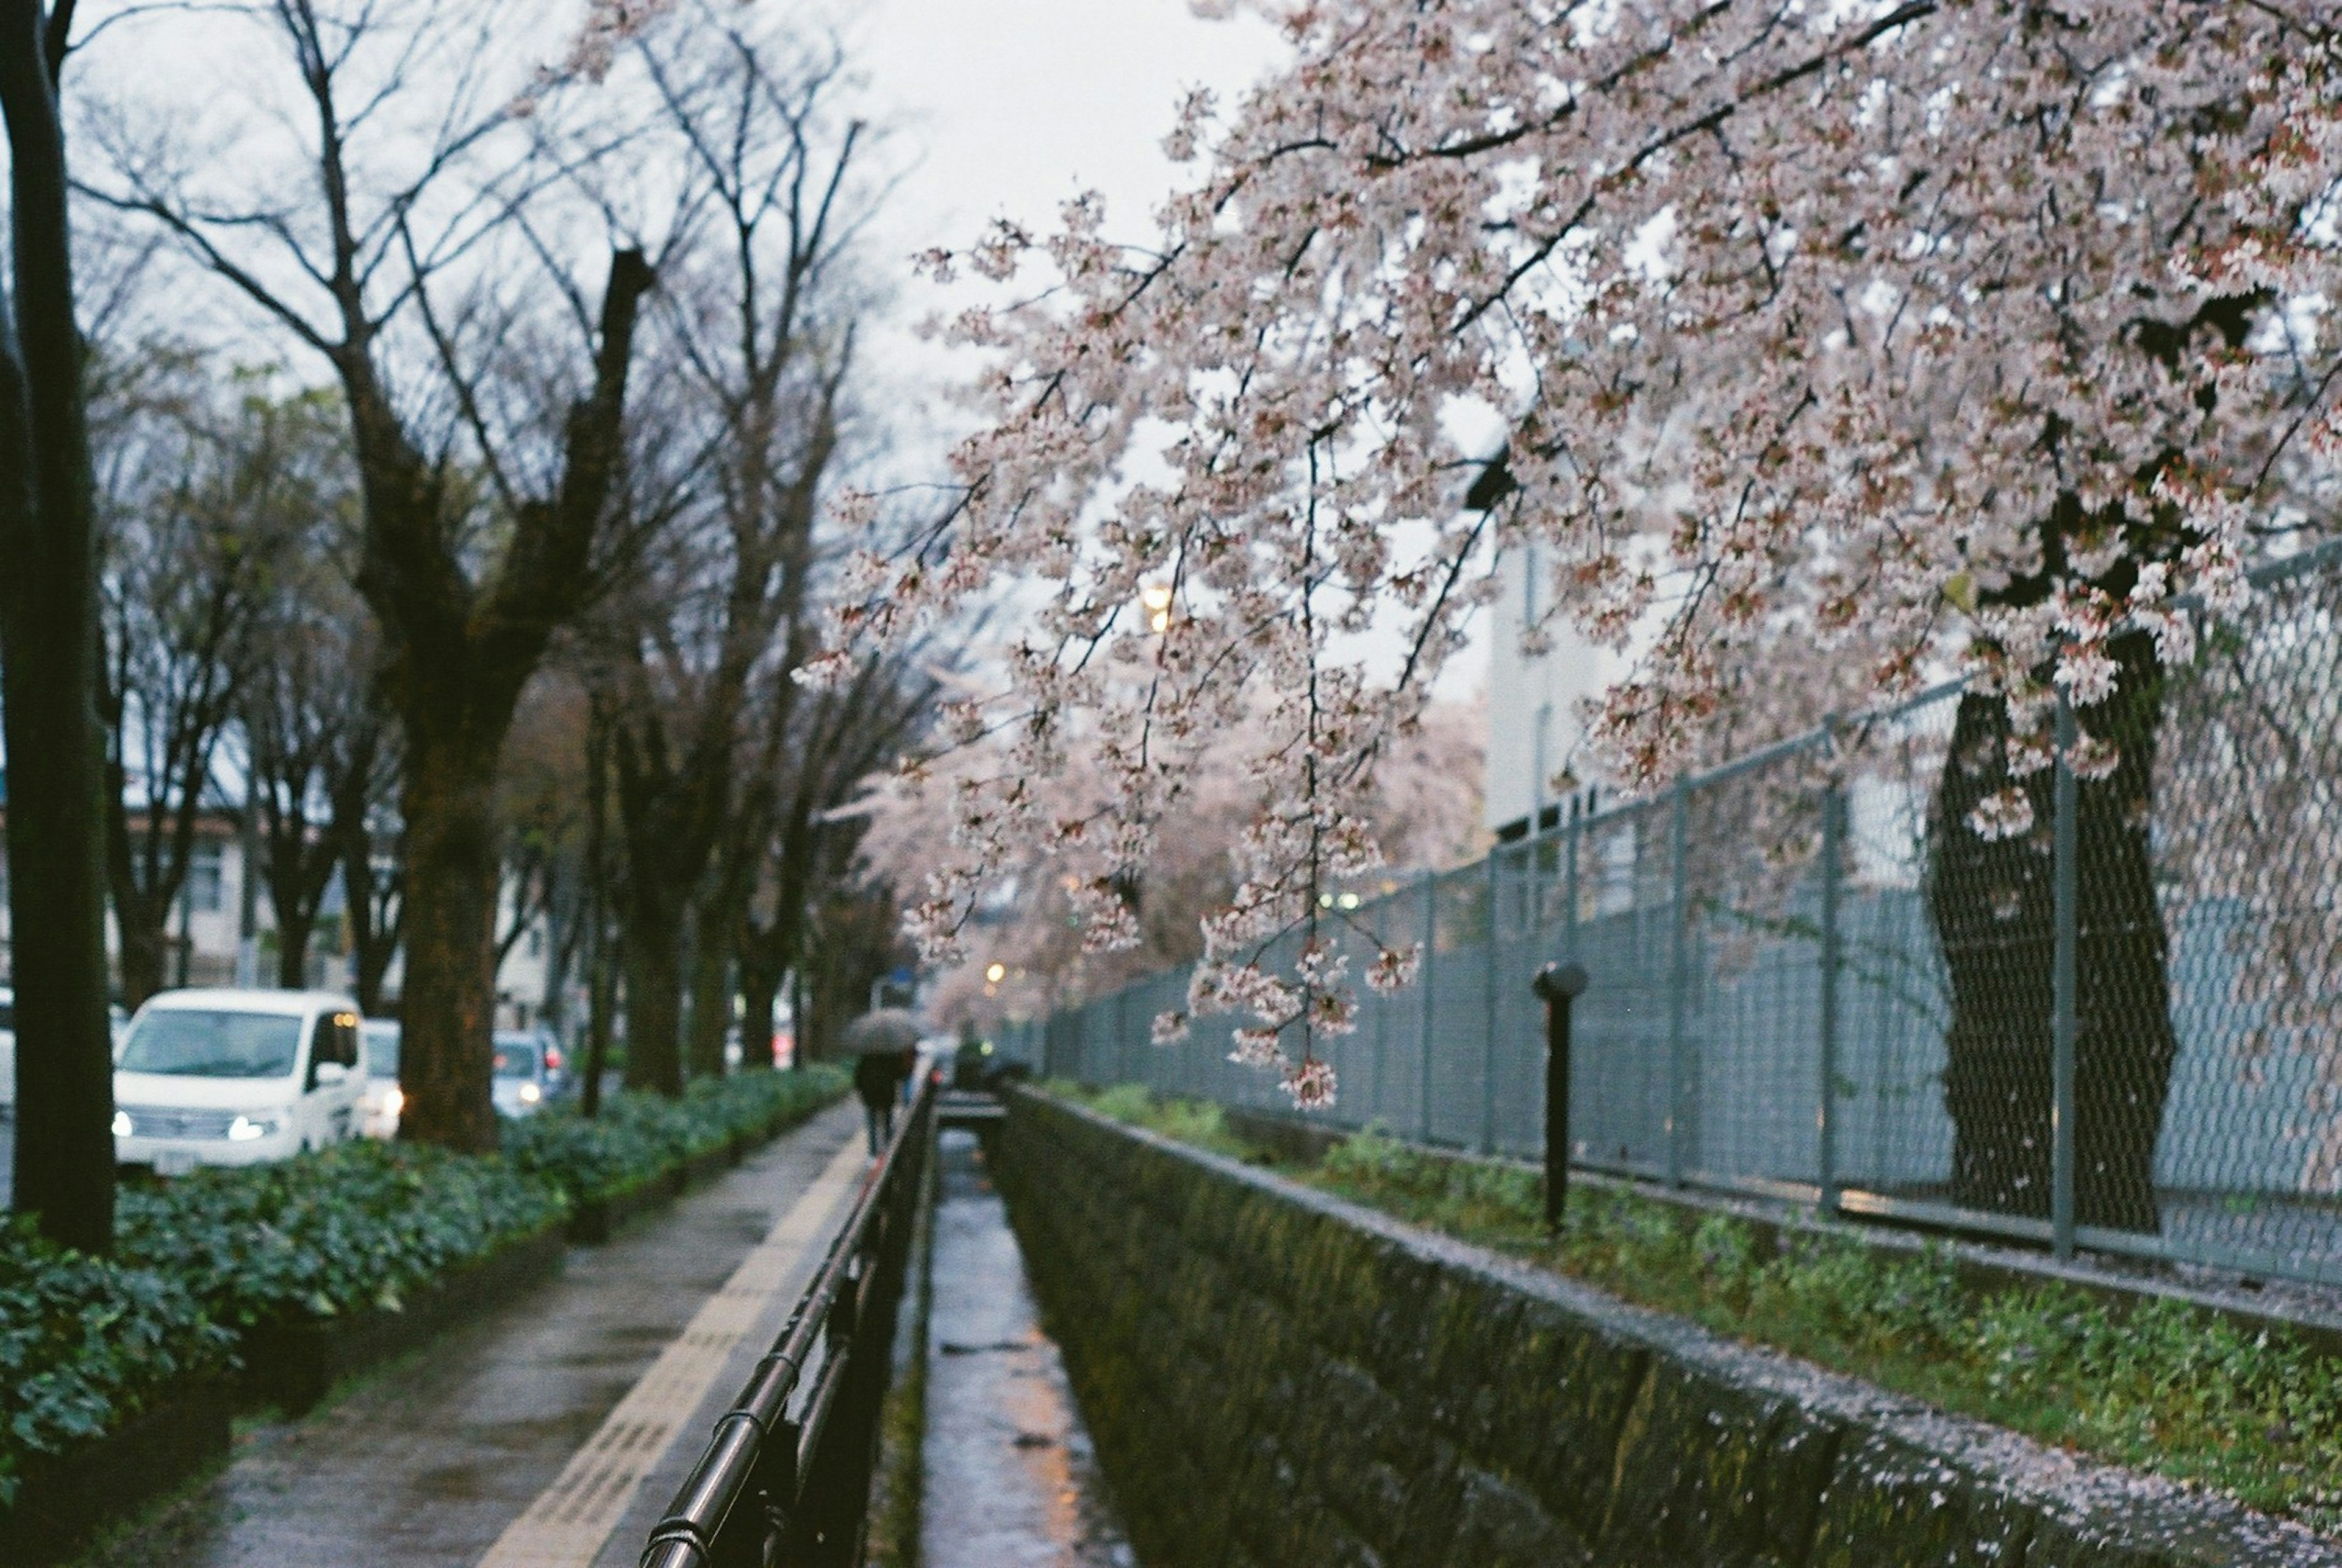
187 847 225 914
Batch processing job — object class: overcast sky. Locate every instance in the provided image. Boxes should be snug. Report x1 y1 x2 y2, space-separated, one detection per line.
804 0 1286 435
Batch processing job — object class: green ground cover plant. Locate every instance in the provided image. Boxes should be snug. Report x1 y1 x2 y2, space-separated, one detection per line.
504 1065 849 1205
115 1140 566 1330
0 1219 227 1507
1055 1084 2342 1539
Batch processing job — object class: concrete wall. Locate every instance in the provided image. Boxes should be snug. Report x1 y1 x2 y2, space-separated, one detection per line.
992 1090 2341 1568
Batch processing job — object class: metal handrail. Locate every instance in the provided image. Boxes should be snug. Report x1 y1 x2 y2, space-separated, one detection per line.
640 1069 938 1568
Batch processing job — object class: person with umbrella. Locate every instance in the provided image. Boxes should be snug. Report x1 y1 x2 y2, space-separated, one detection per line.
846 1007 922 1155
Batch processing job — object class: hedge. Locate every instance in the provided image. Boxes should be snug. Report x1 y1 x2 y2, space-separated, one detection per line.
0 1219 227 1508
114 1139 569 1331
504 1065 851 1207
0 1062 849 1514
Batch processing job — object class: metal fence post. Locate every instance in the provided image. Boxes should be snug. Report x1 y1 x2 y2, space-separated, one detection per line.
1563 793 1581 956
1667 779 1692 1188
1481 849 1500 1155
1419 870 1438 1142
1817 772 1844 1218
2052 691 2080 1261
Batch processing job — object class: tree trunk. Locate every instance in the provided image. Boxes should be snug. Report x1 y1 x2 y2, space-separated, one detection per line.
395 726 504 1153
346 837 402 1017
115 908 169 1012
276 908 317 990
1929 628 2175 1234
684 916 732 1081
687 855 757 1076
623 884 686 1096
738 943 784 1074
0 3 116 1254
584 925 617 1117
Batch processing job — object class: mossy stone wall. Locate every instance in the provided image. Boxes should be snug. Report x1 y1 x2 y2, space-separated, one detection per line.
992 1091 2341 1568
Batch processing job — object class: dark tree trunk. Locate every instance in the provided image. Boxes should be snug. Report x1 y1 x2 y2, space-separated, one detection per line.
115 913 168 1012
612 709 723 1098
738 941 784 1074
346 840 403 1017
395 725 505 1152
687 848 757 1077
623 879 686 1096
335 717 401 1016
0 1 116 1254
583 925 617 1118
274 907 317 990
1930 628 2175 1234
685 918 731 1081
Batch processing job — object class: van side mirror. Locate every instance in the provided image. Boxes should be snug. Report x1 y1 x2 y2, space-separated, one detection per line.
312 1061 351 1089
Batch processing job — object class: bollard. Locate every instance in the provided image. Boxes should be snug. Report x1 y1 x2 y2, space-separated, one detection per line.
1533 961 1589 1234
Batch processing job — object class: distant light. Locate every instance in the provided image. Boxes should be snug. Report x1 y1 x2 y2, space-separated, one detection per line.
1140 584 1173 612
384 1087 404 1117
519 1082 542 1104
1150 609 1170 632
227 1115 270 1142
112 1109 134 1138
1338 892 1361 909
985 962 1007 984
1318 893 1334 908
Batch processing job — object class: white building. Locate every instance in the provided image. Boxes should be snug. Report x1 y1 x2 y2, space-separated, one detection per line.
1483 543 1616 837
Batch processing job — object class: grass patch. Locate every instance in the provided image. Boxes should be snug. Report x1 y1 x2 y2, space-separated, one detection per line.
1056 1086 2342 1539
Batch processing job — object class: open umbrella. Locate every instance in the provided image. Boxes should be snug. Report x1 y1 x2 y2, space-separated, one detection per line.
843 1007 923 1055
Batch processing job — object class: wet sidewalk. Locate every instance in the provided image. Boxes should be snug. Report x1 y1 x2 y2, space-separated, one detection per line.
922 1128 1134 1568
74 1100 865 1568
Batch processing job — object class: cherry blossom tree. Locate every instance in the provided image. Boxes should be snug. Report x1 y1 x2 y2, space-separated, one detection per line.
829 0 2341 1197
865 694 1484 1031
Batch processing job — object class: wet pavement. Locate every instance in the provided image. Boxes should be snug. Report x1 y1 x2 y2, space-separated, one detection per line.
922 1129 1135 1568
72 1100 865 1568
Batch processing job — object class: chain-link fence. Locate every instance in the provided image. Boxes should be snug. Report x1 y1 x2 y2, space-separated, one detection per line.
1000 540 2342 1287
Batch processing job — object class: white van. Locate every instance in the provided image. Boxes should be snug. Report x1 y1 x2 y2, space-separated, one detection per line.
113 989 368 1174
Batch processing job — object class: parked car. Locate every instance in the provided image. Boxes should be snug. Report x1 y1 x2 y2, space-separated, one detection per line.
492 1030 562 1118
360 1018 403 1139
113 989 368 1173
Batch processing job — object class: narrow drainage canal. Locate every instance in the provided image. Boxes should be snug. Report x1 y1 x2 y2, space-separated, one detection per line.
922 1127 1135 1568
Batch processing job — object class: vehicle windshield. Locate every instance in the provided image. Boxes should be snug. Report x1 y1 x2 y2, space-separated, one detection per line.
118 1010 303 1079
362 1025 399 1075
492 1039 540 1079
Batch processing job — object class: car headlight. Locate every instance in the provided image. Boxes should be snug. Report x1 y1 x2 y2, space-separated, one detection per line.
227 1114 285 1142
112 1109 134 1137
518 1082 540 1104
382 1087 403 1117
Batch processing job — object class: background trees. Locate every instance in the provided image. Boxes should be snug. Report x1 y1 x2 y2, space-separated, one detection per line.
88 0 670 1150
0 0 947 1241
